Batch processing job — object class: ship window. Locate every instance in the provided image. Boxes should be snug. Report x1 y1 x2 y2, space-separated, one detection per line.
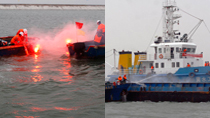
176 62 180 67
187 48 191 52
161 63 164 68
176 47 179 52
164 48 166 53
192 48 196 53
155 63 159 68
172 62 175 68
159 48 162 53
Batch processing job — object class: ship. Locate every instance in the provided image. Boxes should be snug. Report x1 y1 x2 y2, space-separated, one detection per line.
0 36 39 56
105 0 210 102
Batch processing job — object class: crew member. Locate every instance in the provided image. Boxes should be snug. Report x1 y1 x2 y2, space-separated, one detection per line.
10 32 23 45
187 63 191 67
123 74 127 84
16 29 24 35
183 49 187 58
205 61 208 66
16 29 28 42
151 65 154 73
113 81 116 88
94 20 105 45
118 76 122 85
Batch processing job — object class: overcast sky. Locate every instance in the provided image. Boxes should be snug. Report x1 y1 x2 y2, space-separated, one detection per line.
106 0 210 77
0 0 104 5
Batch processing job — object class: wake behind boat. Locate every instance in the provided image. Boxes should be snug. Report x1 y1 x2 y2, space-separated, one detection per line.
106 0 210 102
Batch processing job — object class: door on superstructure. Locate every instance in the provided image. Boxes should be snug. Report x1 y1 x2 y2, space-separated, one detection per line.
165 45 170 59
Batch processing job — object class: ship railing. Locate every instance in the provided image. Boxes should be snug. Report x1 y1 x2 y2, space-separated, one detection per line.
109 67 178 76
109 68 152 75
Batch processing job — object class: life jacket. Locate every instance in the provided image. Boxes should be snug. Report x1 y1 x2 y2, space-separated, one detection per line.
151 66 154 69
10 35 22 45
94 24 105 43
207 63 209 66
205 63 207 66
123 75 127 80
187 64 191 67
118 76 122 81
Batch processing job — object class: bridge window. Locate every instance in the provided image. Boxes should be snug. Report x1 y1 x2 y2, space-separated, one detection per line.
176 62 180 67
172 62 175 68
161 63 164 68
192 48 196 53
187 48 191 52
159 48 162 53
155 63 159 68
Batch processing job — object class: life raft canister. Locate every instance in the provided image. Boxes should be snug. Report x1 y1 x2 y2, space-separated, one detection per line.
159 54 163 59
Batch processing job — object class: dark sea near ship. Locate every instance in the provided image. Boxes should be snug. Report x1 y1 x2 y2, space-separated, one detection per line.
0 9 105 117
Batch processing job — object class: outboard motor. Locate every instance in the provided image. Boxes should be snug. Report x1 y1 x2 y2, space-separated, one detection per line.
73 42 86 58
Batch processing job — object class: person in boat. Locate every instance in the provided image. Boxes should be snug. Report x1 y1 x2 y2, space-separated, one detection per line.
10 32 23 45
94 20 105 45
204 61 209 66
151 65 154 73
118 76 122 85
16 29 28 42
83 20 105 50
123 74 127 84
113 81 116 88
187 63 191 67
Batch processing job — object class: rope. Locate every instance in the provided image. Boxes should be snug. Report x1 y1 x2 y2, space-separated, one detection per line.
146 15 163 51
105 54 113 58
105 49 113 54
179 8 202 21
203 21 210 35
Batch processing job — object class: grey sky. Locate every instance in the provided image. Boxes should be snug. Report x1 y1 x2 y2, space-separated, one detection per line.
0 0 104 5
106 0 210 77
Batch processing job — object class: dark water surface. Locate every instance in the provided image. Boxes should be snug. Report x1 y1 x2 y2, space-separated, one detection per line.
0 9 104 118
106 102 210 118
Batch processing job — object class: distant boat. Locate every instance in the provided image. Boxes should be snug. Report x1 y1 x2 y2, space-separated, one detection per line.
0 36 39 56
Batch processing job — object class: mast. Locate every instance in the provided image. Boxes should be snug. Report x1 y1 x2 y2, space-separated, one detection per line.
162 0 181 42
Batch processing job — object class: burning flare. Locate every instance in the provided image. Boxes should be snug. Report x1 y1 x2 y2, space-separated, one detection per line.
34 44 40 53
66 39 71 44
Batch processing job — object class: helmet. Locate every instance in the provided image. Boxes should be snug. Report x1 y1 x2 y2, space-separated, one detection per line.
19 32 23 36
23 29 27 34
97 20 101 24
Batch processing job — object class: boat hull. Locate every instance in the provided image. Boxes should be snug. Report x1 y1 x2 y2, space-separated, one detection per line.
0 36 37 56
67 42 105 59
